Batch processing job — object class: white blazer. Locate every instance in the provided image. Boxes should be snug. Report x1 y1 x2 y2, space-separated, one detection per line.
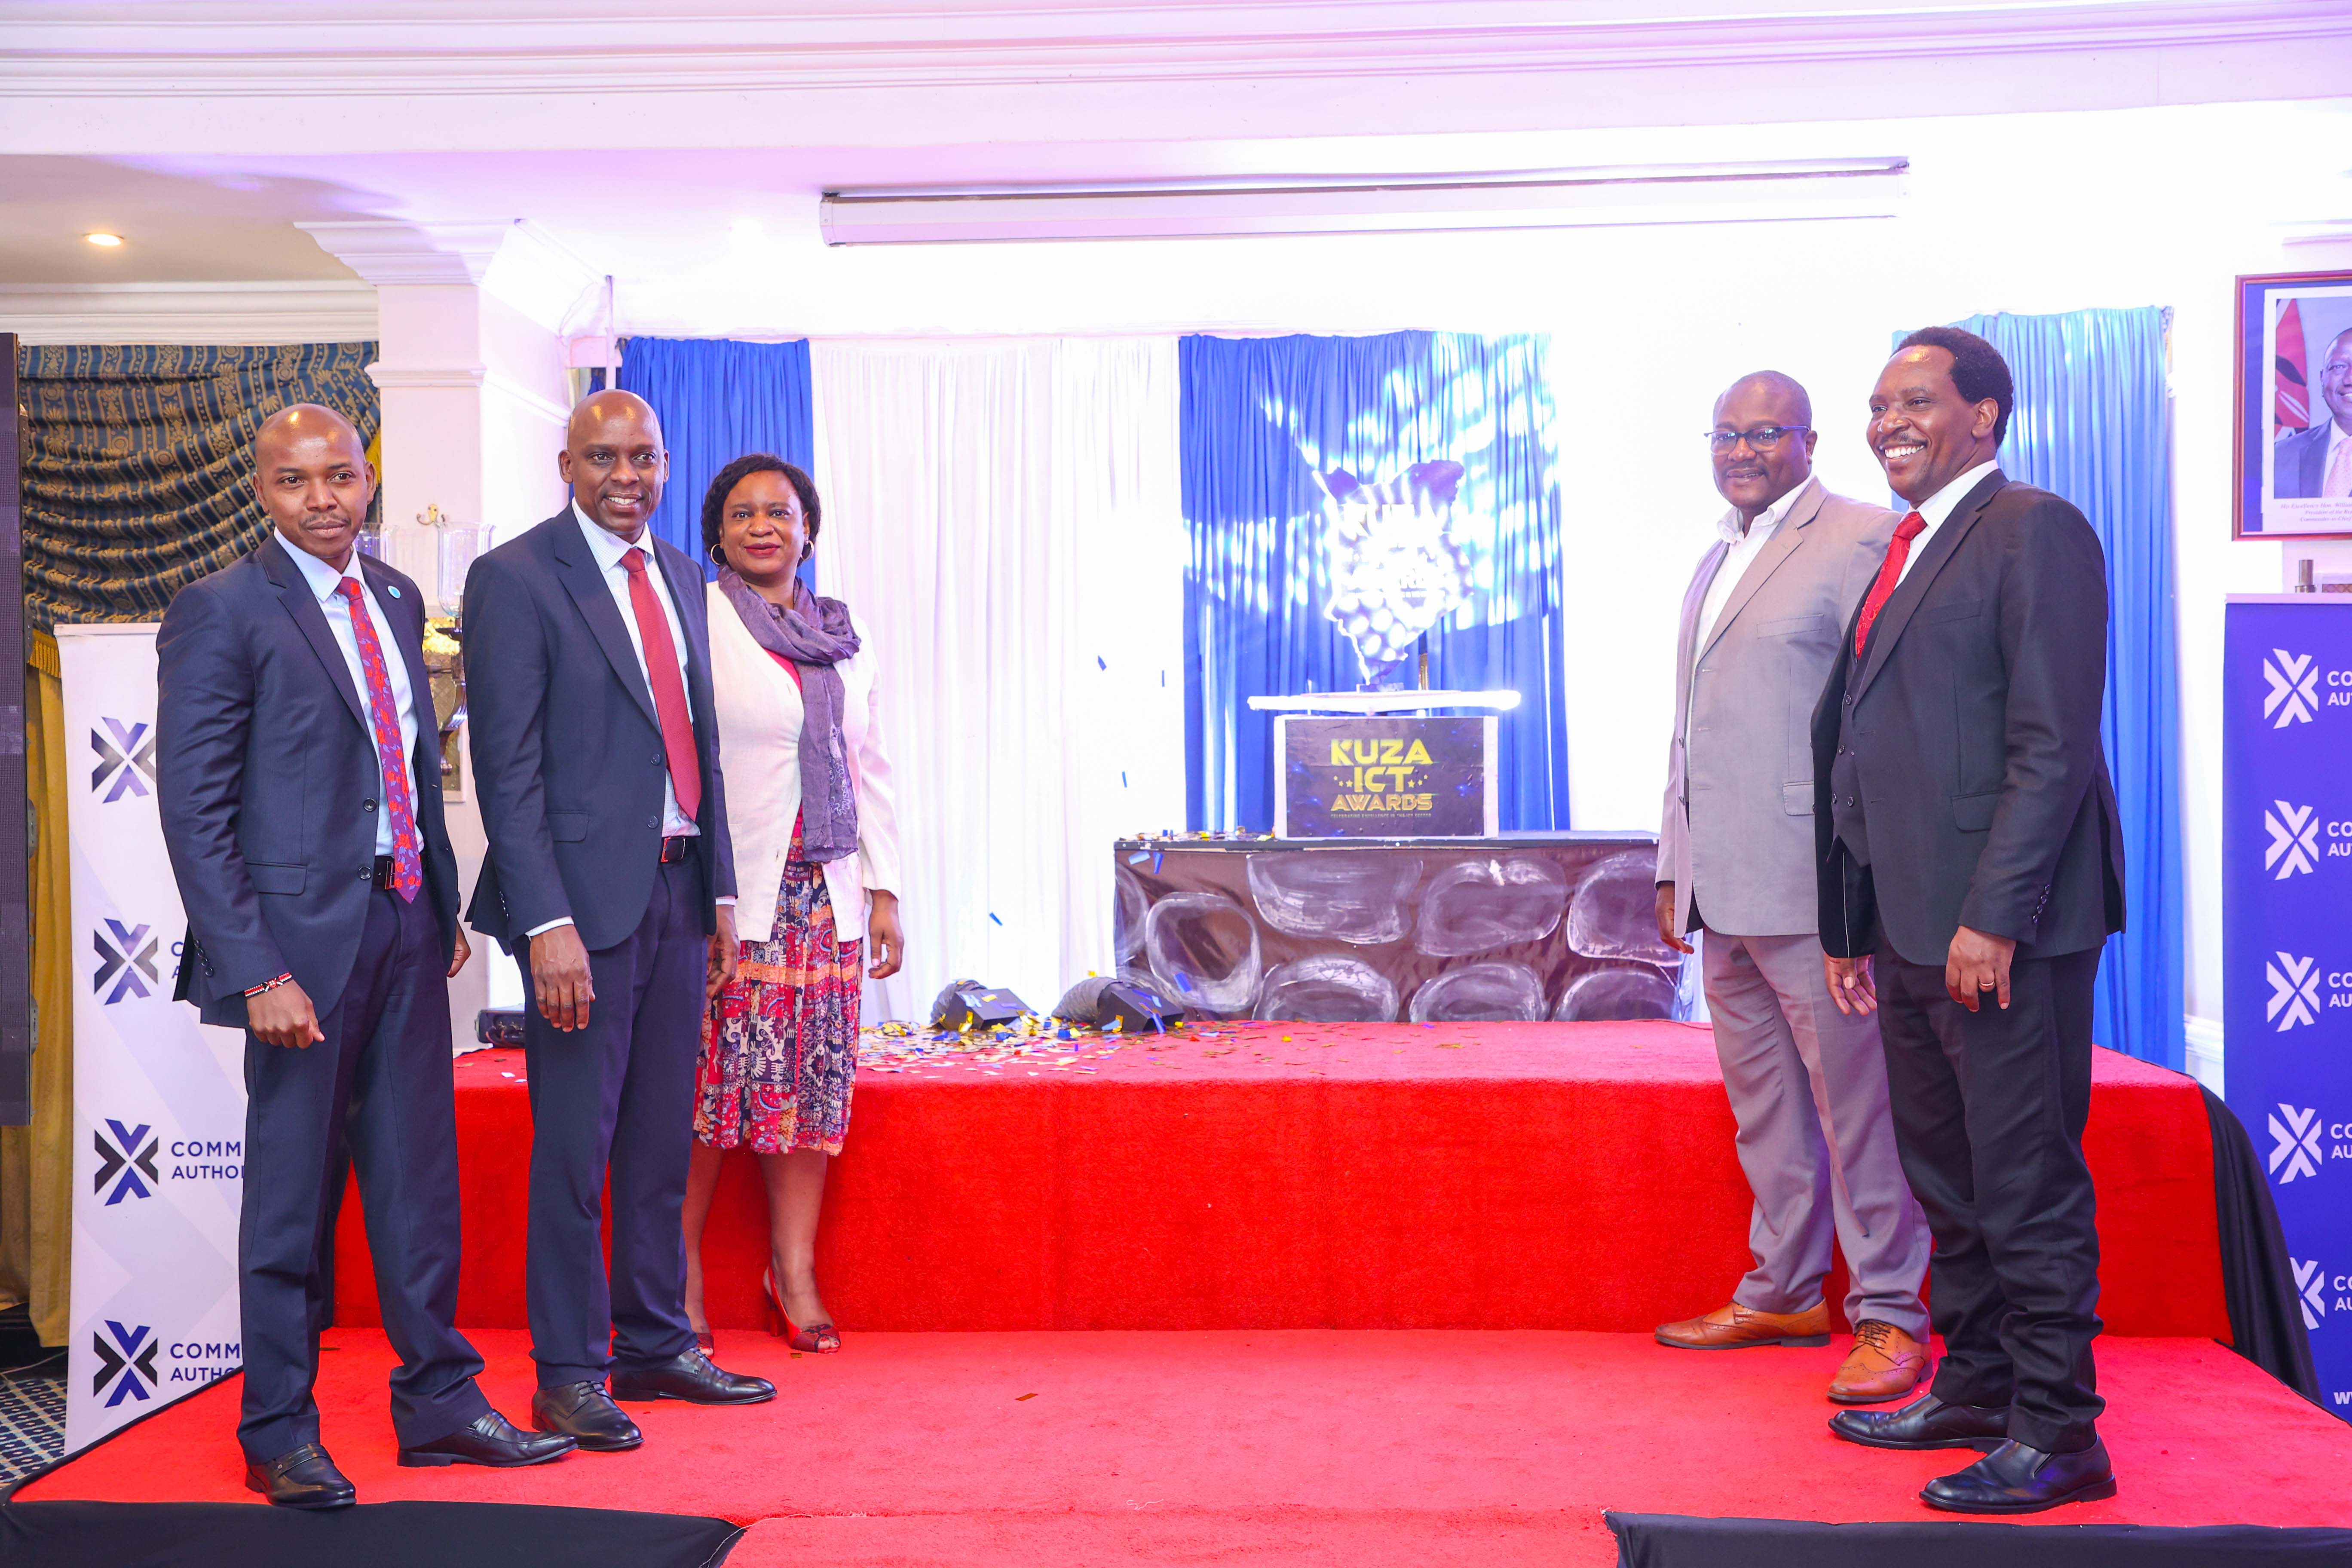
704 581 902 945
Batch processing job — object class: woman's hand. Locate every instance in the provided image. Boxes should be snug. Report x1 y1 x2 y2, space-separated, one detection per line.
707 904 739 1001
866 890 904 980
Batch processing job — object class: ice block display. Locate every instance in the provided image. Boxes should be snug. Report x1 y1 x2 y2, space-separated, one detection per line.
1245 850 1422 944
1140 891 1263 1015
1407 960 1546 1023
1254 956 1401 1023
1413 856 1567 958
1115 834 1678 1026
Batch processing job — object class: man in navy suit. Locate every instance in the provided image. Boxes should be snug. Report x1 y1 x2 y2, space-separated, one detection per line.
159 405 576 1509
464 390 772 1453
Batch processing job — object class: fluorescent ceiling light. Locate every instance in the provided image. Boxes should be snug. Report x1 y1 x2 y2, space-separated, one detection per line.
84 232 124 247
821 159 1905 246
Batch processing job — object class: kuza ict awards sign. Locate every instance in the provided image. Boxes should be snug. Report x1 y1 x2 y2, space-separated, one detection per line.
1274 716 1496 838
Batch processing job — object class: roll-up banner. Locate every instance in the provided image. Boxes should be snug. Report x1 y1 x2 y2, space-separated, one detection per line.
59 625 246 1453
2223 595 2352 1423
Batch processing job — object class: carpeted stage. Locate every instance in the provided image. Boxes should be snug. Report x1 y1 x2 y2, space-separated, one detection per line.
18 1020 2351 1565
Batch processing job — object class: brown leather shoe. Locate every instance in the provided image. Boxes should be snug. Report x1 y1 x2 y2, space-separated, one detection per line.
1828 1319 1930 1404
1654 1300 1830 1349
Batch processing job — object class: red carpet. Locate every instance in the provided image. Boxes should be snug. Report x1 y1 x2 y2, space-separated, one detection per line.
20 1329 2350 1565
332 1021 2226 1339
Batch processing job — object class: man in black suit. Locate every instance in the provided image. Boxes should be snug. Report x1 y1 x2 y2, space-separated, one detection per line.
464 389 772 1452
1812 328 2125 1514
159 404 575 1509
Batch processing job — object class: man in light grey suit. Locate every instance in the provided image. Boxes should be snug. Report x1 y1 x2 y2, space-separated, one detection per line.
1653 371 1932 1405
2273 326 2352 500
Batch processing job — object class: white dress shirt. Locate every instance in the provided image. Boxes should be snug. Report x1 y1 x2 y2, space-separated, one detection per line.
526 505 727 940
1698 475 1814 646
276 532 419 858
1894 460 1999 588
2324 420 2352 499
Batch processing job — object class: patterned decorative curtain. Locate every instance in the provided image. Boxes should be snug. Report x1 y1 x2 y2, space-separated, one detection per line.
615 337 815 577
16 342 380 632
1180 331 1568 833
1926 309 2186 1072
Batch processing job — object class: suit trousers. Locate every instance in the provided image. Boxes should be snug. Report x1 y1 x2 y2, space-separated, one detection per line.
1702 930 1929 1336
1875 944 2104 1453
238 884 487 1461
520 857 705 1387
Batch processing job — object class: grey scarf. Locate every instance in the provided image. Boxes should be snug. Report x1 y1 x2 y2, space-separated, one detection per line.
717 568 863 864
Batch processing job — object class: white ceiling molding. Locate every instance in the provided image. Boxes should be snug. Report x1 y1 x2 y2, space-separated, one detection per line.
0 280 379 344
8 2 2349 94
366 362 487 390
297 219 518 286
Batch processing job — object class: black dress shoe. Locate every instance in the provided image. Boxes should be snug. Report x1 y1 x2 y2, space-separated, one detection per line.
1923 1438 2116 1514
243 1442 356 1510
530 1381 644 1452
609 1347 776 1406
1828 1393 2009 1451
400 1409 579 1468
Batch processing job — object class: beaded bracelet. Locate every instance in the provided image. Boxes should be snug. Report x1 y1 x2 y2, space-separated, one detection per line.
244 973 294 998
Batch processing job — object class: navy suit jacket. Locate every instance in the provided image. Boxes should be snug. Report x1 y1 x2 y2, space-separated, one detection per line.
1811 472 2126 965
2272 422 2337 500
158 537 461 1029
462 509 734 954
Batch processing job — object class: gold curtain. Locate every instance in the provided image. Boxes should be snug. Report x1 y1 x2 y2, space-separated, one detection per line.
0 632 76 1344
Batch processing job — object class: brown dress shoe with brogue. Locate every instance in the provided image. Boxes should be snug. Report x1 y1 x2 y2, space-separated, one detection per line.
1828 1319 1930 1404
1654 1300 1830 1349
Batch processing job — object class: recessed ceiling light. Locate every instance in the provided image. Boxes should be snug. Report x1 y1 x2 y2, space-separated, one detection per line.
85 232 123 248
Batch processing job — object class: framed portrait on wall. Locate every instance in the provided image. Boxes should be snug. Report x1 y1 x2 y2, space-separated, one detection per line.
2236 269 2352 540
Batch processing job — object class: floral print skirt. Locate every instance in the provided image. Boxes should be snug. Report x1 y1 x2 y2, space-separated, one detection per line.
695 828 863 1156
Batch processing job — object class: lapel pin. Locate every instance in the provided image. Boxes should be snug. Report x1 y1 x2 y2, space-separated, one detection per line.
386 584 401 598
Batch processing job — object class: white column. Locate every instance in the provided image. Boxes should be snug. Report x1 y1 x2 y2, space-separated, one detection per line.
300 219 594 1047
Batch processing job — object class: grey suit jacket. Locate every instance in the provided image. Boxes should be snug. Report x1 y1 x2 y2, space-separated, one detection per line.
2273 421 2339 500
1657 478 1896 937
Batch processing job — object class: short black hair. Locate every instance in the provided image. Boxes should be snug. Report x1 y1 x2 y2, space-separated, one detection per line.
701 454 822 567
1895 325 2013 447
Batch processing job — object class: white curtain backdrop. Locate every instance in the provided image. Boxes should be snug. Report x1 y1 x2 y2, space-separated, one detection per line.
812 337 1186 1022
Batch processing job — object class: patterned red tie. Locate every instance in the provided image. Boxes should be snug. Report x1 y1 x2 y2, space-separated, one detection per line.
622 547 701 824
1853 511 1929 658
334 579 422 902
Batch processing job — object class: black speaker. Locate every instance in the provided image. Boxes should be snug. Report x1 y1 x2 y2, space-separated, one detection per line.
930 979 1032 1032
475 1008 526 1047
1052 975 1185 1032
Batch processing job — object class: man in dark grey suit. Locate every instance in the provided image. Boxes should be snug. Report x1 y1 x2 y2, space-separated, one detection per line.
160 405 574 1509
2272 325 2352 499
1653 372 1929 1406
465 390 773 1453
1815 328 2125 1514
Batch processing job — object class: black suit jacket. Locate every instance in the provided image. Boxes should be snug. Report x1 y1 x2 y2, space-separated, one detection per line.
462 509 734 954
1812 472 2125 965
158 538 461 1028
2272 423 2335 501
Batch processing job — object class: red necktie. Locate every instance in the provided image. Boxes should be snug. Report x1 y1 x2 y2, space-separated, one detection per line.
621 547 701 824
334 579 422 902
1853 511 1929 658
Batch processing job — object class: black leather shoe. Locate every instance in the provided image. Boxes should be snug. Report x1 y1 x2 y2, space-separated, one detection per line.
530 1381 644 1452
1922 1438 2116 1514
400 1409 579 1467
1828 1393 2009 1451
243 1442 356 1510
609 1347 776 1406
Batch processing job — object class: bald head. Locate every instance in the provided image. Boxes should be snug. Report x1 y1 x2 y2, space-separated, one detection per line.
560 390 668 539
254 402 374 569
1709 371 1816 524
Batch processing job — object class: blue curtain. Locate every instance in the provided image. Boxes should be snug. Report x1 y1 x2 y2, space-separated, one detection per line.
1936 309 2186 1070
1180 331 1567 833
615 337 814 577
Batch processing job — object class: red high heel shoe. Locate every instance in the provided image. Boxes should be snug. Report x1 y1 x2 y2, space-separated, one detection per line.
763 1267 841 1354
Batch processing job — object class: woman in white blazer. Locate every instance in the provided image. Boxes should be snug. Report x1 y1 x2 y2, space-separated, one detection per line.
680 454 903 1357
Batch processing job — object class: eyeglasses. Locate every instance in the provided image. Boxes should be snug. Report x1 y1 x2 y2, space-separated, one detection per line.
1706 426 1809 453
